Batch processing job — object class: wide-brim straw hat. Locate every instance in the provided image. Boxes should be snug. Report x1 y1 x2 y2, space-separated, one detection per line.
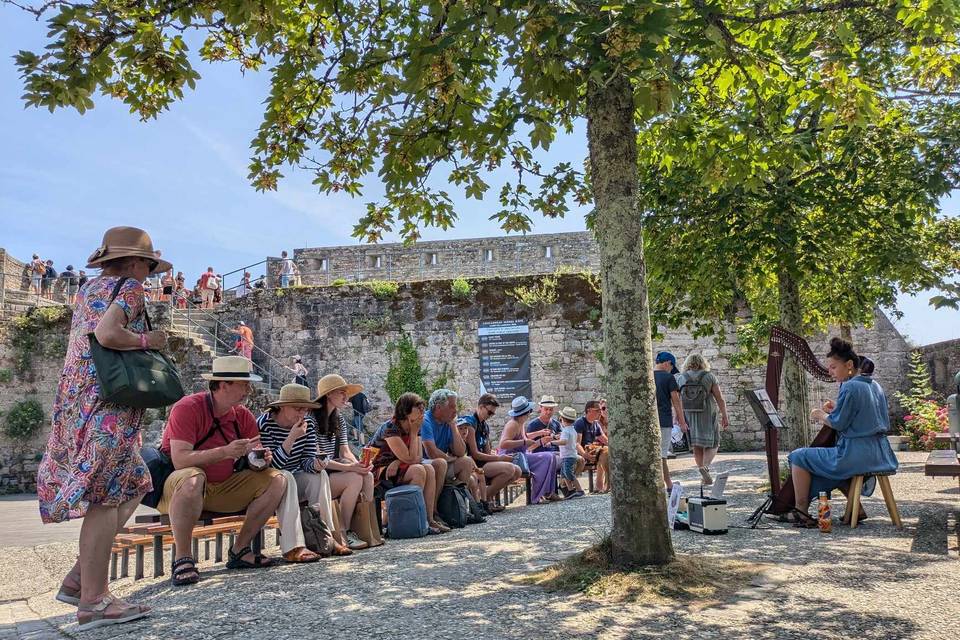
201 356 263 382
538 394 558 407
86 226 171 275
267 384 322 409
559 406 578 422
314 373 363 401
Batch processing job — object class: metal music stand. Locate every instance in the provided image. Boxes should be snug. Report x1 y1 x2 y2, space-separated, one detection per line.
745 388 786 528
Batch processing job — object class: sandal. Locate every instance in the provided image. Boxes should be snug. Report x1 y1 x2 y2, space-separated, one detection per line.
428 521 450 534
282 547 321 564
170 556 200 586
786 508 818 529
77 595 149 630
56 580 81 606
226 545 276 570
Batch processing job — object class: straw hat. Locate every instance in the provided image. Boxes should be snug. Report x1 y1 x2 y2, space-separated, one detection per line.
201 356 263 382
559 406 578 422
508 396 536 417
314 374 363 401
86 226 171 275
266 384 322 410
538 394 558 407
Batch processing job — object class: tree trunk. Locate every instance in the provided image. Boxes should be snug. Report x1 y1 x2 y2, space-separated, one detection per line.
778 270 810 450
586 72 673 567
840 324 853 343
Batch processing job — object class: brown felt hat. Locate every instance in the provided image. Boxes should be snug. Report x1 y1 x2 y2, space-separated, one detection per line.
86 226 171 275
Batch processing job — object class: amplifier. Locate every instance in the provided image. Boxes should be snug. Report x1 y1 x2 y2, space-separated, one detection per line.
687 497 728 535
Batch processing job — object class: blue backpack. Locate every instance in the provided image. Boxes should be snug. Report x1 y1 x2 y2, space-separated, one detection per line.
385 485 429 539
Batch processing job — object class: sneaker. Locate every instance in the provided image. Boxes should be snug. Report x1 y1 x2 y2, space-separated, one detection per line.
566 491 585 499
559 486 572 498
861 475 877 497
699 466 713 485
344 530 369 550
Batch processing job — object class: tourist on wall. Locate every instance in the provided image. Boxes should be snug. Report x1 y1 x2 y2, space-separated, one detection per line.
575 400 610 493
368 392 451 534
60 264 79 305
278 250 296 287
311 374 377 549
237 271 252 297
293 356 309 386
229 321 254 360
256 384 350 557
77 269 88 290
653 352 688 492
199 267 217 309
160 269 174 302
497 396 562 504
678 353 730 486
42 259 58 297
458 393 522 513
37 226 170 629
29 254 45 295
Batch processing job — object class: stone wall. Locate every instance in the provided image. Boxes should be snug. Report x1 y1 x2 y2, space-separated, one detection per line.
216 274 912 450
292 231 600 285
0 248 29 293
918 338 960 398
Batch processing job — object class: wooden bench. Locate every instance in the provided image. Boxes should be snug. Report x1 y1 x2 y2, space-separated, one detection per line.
925 449 960 490
110 512 280 581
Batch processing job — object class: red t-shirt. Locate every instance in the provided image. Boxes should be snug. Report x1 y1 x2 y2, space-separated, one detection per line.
199 272 215 290
160 392 259 483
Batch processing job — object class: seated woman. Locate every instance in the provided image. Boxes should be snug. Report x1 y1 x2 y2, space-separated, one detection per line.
369 392 450 534
312 374 377 550
256 384 350 557
786 338 899 527
497 396 562 504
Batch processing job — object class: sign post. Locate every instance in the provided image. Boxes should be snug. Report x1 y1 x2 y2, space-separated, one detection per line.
478 320 532 402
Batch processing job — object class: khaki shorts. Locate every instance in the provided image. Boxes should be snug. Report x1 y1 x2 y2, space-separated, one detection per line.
157 467 281 514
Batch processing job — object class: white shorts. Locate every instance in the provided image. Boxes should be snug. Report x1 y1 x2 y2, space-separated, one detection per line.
660 427 672 459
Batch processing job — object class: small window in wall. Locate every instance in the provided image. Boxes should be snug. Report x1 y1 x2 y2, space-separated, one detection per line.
320 258 329 272
484 248 494 262
428 252 439 266
544 245 553 258
368 255 383 269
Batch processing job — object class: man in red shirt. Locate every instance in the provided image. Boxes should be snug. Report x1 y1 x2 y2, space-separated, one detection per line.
198 267 218 309
158 356 318 585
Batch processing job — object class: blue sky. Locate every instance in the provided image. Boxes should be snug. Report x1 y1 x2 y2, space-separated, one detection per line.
1 9 957 346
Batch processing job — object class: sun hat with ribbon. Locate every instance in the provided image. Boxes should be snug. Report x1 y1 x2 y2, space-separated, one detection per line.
508 395 536 417
201 356 263 382
314 373 363 401
266 384 322 410
538 394 558 407
559 406 578 422
86 226 171 275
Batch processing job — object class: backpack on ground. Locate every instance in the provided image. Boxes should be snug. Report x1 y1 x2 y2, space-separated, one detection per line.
300 505 334 556
385 485 429 539
680 371 710 413
437 484 470 529
464 491 487 525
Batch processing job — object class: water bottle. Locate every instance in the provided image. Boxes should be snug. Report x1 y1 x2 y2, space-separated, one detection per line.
818 491 832 533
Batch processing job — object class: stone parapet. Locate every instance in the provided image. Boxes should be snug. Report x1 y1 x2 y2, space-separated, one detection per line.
917 337 960 398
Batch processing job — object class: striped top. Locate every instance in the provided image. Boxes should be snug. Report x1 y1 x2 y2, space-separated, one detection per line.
257 412 319 473
312 412 348 460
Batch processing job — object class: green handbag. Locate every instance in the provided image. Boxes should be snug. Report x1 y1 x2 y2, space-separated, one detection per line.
88 277 186 408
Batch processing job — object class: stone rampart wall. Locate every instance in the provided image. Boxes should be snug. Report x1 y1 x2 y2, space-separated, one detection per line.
918 338 960 398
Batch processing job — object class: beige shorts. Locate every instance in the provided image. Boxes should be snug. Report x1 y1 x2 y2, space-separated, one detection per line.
157 467 281 514
201 289 215 304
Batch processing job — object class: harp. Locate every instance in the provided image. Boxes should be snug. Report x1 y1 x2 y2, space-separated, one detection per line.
763 326 834 515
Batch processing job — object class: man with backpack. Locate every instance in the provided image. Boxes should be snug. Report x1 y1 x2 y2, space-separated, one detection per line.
654 352 688 493
199 267 218 309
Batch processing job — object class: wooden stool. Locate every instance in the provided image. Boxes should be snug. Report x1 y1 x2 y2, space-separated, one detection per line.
843 473 902 529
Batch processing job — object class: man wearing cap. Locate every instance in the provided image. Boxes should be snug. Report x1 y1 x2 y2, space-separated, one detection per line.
458 394 522 513
421 389 478 490
654 351 689 492
229 321 255 360
157 356 307 585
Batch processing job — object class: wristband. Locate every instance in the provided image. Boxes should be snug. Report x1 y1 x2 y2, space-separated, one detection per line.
139 333 148 349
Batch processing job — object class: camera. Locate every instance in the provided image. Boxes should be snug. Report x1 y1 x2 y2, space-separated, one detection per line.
233 448 269 472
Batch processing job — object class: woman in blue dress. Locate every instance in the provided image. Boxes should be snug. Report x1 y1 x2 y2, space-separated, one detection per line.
787 337 898 527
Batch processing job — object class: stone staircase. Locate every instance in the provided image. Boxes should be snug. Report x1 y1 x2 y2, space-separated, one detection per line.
0 288 59 317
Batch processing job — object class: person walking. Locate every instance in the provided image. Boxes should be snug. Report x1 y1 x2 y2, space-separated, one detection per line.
230 321 254 360
36 226 170 630
678 353 730 485
199 267 217 309
293 356 308 387
29 254 45 295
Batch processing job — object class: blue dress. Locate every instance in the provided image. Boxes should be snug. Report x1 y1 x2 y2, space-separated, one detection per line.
788 375 899 499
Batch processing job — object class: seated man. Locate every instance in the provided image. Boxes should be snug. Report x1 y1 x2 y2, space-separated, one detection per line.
527 394 585 495
158 357 314 585
422 389 478 495
575 400 610 493
458 393 522 513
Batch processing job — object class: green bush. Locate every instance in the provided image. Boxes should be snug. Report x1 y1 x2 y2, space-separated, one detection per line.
4 399 45 440
895 353 948 450
0 369 12 384
509 273 559 308
385 334 429 403
362 280 400 299
450 276 473 300
10 306 70 372
331 278 348 287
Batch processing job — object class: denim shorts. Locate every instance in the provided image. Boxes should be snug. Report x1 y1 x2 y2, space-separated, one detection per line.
560 457 578 481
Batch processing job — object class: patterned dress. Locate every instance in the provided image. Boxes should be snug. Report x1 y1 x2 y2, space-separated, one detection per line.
37 276 153 523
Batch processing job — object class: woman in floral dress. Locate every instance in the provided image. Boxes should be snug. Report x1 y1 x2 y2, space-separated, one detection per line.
36 226 170 630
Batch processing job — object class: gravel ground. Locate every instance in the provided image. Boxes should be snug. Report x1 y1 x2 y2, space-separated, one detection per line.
2 451 957 640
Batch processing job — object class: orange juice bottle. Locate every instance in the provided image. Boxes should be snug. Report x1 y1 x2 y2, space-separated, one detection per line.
818 491 832 533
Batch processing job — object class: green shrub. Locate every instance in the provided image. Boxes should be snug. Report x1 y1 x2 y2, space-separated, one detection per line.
0 369 12 384
450 276 473 300
10 306 70 373
332 278 348 287
385 334 429 403
362 280 400 299
509 273 559 308
895 352 949 450
3 399 45 440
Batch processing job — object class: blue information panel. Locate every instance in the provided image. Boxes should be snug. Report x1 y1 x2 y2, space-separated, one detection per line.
478 320 532 402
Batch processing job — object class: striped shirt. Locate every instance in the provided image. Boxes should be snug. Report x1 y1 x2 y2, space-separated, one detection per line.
313 412 348 460
257 412 319 473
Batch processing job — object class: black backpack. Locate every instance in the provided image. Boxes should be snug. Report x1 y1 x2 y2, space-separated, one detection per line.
437 485 470 528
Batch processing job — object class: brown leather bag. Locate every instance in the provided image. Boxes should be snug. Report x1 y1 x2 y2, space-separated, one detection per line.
351 500 384 547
